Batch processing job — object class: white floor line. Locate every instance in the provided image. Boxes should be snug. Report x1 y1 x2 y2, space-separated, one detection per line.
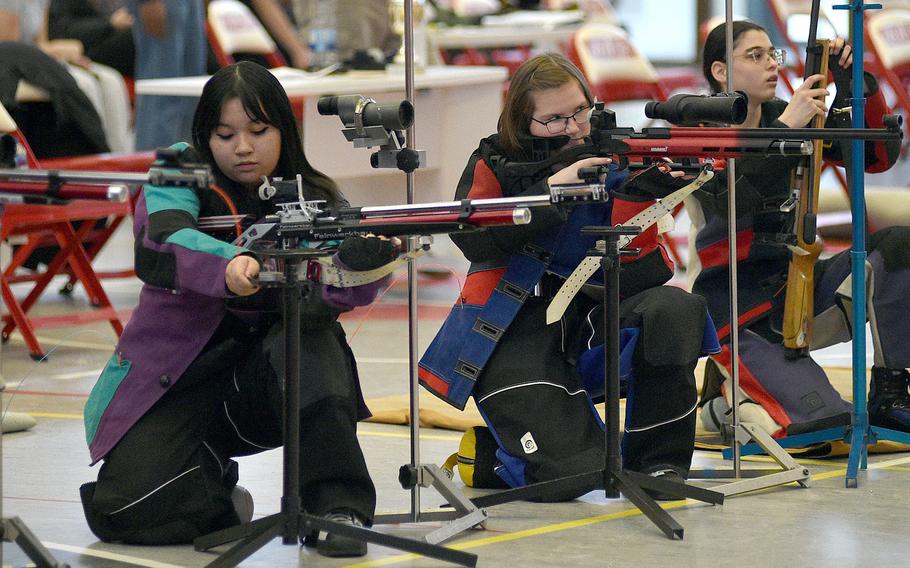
6 334 115 351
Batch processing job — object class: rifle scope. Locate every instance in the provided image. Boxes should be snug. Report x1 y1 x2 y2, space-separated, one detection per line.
317 94 414 131
645 92 748 126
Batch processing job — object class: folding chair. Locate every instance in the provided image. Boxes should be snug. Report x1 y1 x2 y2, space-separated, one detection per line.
865 8 910 151
206 0 304 118
206 0 288 68
0 102 138 359
566 21 690 268
764 0 840 88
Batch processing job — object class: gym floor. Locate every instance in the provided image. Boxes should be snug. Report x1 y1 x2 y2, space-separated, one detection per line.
4 153 910 567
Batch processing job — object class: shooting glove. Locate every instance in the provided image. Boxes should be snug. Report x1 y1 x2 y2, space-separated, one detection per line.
336 234 398 271
615 164 692 200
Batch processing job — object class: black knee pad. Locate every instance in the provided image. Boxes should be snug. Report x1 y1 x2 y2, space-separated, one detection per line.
869 226 910 272
627 286 708 367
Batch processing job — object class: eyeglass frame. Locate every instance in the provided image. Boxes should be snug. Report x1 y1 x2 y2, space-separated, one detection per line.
530 104 596 134
735 47 787 66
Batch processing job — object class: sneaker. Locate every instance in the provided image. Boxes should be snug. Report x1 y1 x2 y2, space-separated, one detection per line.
642 468 686 501
700 396 730 434
316 510 367 558
230 485 254 524
869 367 910 432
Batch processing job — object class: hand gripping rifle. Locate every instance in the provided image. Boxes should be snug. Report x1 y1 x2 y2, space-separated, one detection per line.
782 29 831 359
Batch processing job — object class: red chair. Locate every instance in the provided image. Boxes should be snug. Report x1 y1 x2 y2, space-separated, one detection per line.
764 0 840 90
206 0 304 119
0 101 149 359
865 8 910 153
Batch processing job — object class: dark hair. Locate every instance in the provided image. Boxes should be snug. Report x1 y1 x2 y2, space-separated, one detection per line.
702 20 769 93
191 61 339 203
498 53 593 159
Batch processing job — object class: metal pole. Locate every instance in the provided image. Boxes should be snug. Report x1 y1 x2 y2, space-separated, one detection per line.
403 0 421 521
846 0 870 485
724 0 742 478
282 255 302 543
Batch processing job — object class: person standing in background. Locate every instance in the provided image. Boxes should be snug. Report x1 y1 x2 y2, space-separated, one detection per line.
0 0 134 152
125 0 206 151
47 0 136 77
292 0 399 70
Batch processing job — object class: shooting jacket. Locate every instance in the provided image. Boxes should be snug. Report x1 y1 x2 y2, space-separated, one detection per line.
84 144 375 464
687 76 899 338
418 134 705 409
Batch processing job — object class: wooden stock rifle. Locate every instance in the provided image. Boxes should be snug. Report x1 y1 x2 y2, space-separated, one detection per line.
782 20 831 358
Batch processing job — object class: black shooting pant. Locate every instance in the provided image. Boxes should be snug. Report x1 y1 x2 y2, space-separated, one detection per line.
80 315 376 545
474 285 705 500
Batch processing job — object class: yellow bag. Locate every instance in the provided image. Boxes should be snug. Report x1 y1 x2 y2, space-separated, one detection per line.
441 427 508 489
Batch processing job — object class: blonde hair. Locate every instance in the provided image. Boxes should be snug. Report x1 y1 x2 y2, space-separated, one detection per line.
498 53 593 159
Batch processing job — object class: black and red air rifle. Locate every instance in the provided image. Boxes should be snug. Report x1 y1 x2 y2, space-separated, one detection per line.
501 101 902 180
0 150 210 201
224 175 607 251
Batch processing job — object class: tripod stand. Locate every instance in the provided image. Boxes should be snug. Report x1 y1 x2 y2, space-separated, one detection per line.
465 226 724 540
193 250 476 567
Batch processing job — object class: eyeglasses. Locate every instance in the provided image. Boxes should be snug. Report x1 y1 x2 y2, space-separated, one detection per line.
531 104 594 134
737 47 786 66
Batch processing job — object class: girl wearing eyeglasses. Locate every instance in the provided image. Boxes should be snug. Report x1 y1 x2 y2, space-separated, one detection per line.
420 53 720 499
690 21 908 438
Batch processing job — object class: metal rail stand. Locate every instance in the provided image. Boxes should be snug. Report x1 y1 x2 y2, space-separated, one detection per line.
193 250 476 567
462 227 724 540
686 0 812 496
370 0 489 545
726 0 910 489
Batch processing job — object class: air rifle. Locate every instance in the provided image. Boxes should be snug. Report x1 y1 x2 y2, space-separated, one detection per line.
0 147 212 201
782 2 829 358
496 102 901 182
220 175 609 287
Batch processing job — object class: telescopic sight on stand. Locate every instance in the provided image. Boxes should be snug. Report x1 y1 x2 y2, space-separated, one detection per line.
317 94 426 172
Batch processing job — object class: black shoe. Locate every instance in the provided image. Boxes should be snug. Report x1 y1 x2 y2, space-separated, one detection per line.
641 468 686 501
869 367 910 432
315 510 367 558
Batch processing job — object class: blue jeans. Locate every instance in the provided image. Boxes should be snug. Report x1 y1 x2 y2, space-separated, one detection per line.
127 0 206 151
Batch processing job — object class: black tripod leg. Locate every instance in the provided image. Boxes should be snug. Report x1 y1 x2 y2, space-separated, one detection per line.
302 515 477 567
197 515 284 568
194 514 283 551
625 471 724 505
611 471 684 540
3 517 69 568
467 471 603 509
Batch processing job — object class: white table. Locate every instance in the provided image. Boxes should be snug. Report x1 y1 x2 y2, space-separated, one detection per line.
136 66 507 210
428 24 580 51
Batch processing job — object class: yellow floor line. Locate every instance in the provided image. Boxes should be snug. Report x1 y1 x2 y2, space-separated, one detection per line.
696 450 847 468
41 542 184 568
23 412 83 420
20 412 462 442
342 501 693 568
344 453 910 568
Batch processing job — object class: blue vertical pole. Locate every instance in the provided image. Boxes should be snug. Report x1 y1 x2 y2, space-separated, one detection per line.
836 0 880 488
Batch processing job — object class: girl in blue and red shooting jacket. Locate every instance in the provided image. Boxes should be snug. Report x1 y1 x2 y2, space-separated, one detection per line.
419 53 720 499
79 61 393 557
691 21 908 438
